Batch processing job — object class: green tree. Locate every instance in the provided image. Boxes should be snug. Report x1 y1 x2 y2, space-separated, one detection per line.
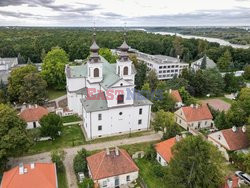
224 73 245 93
135 62 147 90
40 113 63 140
173 37 184 57
200 55 207 69
147 69 159 90
217 50 232 72
27 57 33 64
41 48 46 61
8 64 38 102
178 87 197 105
73 149 89 175
141 82 151 99
166 136 225 188
0 104 31 171
51 149 65 172
99 48 118 64
238 87 250 116
215 111 231 130
41 47 69 90
166 77 189 90
243 65 250 80
154 92 176 112
19 73 47 104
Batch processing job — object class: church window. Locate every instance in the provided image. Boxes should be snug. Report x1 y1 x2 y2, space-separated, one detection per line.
117 94 124 104
123 66 128 75
94 68 99 77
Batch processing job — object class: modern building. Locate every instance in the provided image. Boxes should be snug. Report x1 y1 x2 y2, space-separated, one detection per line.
0 57 18 84
134 50 189 80
208 126 249 160
175 104 213 130
191 55 216 72
155 135 182 166
87 147 139 188
19 105 49 129
0 163 58 188
66 33 152 140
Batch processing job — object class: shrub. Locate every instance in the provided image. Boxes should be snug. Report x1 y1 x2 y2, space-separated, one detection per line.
51 150 65 172
73 149 88 176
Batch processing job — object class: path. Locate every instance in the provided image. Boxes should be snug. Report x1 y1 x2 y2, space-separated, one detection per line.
8 132 162 188
49 95 67 108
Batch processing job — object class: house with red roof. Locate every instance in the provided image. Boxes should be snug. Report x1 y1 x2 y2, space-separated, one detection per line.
86 147 139 188
221 175 242 188
155 135 181 166
174 104 213 130
19 105 48 129
169 89 183 108
0 163 58 188
208 126 249 160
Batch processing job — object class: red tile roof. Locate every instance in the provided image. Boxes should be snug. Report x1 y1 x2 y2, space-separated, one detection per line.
181 104 213 122
0 163 57 188
222 175 239 188
20 106 48 122
155 137 177 162
170 90 182 102
222 127 249 151
87 149 139 180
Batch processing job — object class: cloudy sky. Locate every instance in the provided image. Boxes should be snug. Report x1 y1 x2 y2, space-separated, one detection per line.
0 0 250 26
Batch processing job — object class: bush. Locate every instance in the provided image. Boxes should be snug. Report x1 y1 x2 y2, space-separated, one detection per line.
73 149 88 176
144 144 156 161
78 178 94 188
51 150 65 172
40 113 63 140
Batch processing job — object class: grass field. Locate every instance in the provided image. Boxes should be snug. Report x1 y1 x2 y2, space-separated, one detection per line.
58 166 68 188
62 115 82 123
48 89 66 100
27 124 85 155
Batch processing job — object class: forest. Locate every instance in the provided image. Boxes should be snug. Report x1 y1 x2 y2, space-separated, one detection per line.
0 27 250 71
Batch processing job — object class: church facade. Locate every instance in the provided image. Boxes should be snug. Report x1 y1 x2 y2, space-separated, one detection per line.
66 33 152 140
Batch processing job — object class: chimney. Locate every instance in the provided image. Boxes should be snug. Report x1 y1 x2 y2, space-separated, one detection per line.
232 126 237 133
242 126 246 133
35 104 38 108
227 177 233 188
115 147 119 156
19 163 24 175
28 104 32 109
30 163 35 169
106 148 110 155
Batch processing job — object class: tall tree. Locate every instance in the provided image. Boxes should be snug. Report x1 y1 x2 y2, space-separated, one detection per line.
147 69 159 90
165 136 225 188
200 55 207 69
243 65 250 80
173 37 184 57
99 48 118 64
0 104 31 171
41 47 69 90
217 50 232 72
134 62 147 90
224 73 245 93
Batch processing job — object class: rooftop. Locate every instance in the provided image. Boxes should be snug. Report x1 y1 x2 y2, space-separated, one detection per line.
170 90 182 103
20 105 48 122
191 56 216 69
155 137 177 162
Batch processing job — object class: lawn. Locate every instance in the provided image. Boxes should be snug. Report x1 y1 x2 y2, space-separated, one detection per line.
121 141 157 155
136 158 166 188
27 124 85 155
62 115 82 123
48 89 66 100
58 166 68 188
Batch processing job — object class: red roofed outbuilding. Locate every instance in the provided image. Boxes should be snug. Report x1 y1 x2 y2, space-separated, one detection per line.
174 104 214 130
0 163 58 188
169 89 183 108
87 147 139 188
19 105 48 129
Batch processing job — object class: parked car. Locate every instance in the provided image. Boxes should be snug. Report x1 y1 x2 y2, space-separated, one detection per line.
235 171 250 185
77 172 85 183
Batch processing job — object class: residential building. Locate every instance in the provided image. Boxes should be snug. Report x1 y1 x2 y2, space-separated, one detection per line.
0 57 18 84
174 104 213 130
134 50 189 80
0 163 58 188
221 175 243 188
169 89 183 108
19 105 49 129
66 33 152 140
155 135 182 166
87 147 139 188
191 55 216 72
208 126 249 160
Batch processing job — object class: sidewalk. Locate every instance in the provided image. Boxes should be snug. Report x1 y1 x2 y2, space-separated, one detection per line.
8 132 162 188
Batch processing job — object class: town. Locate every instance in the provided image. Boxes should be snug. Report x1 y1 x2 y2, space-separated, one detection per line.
0 1 250 188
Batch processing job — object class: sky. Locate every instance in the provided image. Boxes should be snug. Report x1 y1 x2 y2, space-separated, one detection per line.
0 0 250 26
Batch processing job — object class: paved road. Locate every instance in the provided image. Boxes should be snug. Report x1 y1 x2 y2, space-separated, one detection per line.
9 132 162 188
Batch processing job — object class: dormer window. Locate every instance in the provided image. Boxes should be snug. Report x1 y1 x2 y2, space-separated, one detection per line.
117 94 124 104
123 66 128 75
94 68 99 77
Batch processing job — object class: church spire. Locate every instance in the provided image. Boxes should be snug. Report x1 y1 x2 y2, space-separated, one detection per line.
89 27 101 63
119 28 129 61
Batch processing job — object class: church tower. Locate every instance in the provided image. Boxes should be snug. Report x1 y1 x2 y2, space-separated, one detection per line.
87 31 103 83
116 33 133 80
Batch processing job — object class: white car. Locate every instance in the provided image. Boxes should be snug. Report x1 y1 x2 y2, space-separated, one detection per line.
77 172 85 183
235 171 250 185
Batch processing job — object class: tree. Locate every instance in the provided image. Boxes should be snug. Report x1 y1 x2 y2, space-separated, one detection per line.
17 53 25 64
39 113 63 140
0 104 31 171
166 77 189 90
41 48 46 61
147 69 159 90
27 57 33 64
238 88 250 116
0 80 7 104
215 111 231 130
141 82 151 99
173 37 184 57
165 136 225 188
200 55 207 69
51 150 65 172
73 149 89 175
243 65 250 80
41 47 69 90
8 64 38 102
19 73 47 104
99 48 118 64
178 87 197 105
153 92 176 112
217 50 232 72
224 73 245 93
134 62 147 90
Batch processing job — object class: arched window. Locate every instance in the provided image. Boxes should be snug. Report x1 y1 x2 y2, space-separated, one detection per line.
123 66 128 75
117 94 124 104
94 68 99 77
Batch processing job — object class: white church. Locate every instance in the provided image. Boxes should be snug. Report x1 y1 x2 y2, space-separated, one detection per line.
66 32 152 140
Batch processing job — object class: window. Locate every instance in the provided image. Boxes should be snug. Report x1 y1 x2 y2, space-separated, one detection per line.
123 66 128 75
103 180 107 187
198 122 201 128
158 156 161 162
98 125 102 131
126 175 130 182
117 94 124 104
205 121 207 125
159 66 163 69
119 112 123 115
98 114 102 120
94 68 99 77
159 71 162 73
163 66 166 68
179 119 181 124
138 119 142 124
139 108 142 115
33 122 36 128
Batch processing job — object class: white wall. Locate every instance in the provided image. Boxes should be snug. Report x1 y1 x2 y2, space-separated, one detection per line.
156 152 168 166
97 171 138 188
67 77 86 91
83 105 151 139
26 121 40 129
67 92 85 116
